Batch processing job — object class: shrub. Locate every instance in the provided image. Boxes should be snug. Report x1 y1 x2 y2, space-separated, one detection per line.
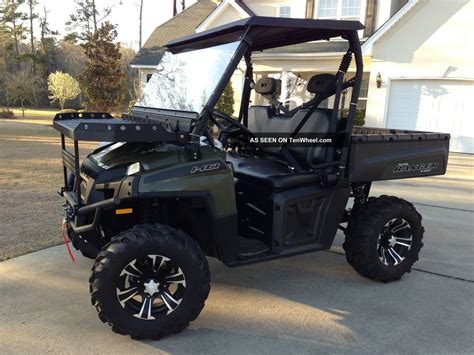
48 72 82 110
127 100 136 113
0 108 15 119
341 109 365 126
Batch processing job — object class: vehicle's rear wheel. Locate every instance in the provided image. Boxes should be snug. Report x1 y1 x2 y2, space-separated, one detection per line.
343 195 424 282
90 224 210 339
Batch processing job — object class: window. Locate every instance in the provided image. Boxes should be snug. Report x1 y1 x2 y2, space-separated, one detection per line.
317 0 362 21
337 75 369 111
279 5 291 18
317 0 338 18
342 0 362 19
357 78 369 110
359 78 369 98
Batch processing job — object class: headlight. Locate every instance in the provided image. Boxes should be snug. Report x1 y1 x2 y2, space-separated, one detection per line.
126 162 141 176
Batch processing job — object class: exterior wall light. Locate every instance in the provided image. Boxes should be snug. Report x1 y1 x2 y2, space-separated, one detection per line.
376 72 382 88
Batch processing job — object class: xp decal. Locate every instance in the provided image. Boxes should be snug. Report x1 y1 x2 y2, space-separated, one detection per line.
143 159 226 183
191 162 221 174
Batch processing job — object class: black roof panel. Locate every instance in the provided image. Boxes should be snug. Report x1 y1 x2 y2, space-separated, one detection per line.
166 16 364 52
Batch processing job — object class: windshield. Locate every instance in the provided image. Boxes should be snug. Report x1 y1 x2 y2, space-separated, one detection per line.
135 41 240 113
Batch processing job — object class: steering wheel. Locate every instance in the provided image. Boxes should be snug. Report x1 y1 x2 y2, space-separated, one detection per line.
211 110 254 139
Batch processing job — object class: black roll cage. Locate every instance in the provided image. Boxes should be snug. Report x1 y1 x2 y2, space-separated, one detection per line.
181 20 363 179
55 18 364 214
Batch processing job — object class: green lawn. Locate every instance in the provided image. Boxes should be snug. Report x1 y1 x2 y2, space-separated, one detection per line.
0 107 60 126
0 119 97 260
10 107 59 119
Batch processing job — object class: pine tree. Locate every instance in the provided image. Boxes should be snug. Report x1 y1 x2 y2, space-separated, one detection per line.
0 0 28 71
216 82 235 116
80 22 123 112
27 0 38 74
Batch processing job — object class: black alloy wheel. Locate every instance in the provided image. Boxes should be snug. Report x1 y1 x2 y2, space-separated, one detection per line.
116 254 187 320
377 218 413 266
90 224 210 339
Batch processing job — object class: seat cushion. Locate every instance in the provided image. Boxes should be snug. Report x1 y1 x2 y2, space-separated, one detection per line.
226 152 320 190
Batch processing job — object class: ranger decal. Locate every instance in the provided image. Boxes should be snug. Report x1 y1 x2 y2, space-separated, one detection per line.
392 162 440 174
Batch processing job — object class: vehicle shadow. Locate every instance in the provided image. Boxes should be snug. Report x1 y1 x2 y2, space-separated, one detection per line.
144 251 367 353
1 245 471 353
145 247 472 353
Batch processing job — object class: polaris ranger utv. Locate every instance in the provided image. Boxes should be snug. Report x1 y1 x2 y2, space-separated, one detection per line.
53 17 450 339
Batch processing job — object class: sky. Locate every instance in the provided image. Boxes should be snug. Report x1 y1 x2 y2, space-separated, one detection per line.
28 0 198 50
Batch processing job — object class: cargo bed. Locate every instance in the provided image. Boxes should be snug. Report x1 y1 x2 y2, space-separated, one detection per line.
348 127 450 182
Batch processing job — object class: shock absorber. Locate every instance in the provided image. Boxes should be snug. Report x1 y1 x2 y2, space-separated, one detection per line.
339 51 353 74
351 183 372 213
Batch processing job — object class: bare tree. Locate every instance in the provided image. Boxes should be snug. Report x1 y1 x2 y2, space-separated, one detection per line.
5 71 32 116
91 0 98 32
66 0 112 41
27 0 38 74
39 5 48 46
139 0 143 49
172 0 185 17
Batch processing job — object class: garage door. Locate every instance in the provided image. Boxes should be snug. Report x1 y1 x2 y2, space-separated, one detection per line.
386 79 474 153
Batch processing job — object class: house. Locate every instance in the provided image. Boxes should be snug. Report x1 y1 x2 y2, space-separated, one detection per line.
131 0 474 153
130 0 219 89
362 0 473 154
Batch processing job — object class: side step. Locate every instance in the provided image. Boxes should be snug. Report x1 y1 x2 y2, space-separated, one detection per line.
238 237 270 259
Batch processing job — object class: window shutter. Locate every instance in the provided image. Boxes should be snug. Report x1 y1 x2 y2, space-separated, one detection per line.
364 0 377 37
306 0 315 19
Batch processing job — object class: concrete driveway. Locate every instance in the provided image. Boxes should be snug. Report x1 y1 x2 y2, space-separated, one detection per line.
0 154 473 354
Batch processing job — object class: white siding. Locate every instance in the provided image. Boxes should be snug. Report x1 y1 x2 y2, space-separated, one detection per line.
365 0 474 152
245 0 306 18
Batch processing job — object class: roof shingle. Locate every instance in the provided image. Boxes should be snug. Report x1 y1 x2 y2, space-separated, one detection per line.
131 0 217 66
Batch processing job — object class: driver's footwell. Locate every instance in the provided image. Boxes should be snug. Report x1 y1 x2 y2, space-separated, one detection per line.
238 237 270 259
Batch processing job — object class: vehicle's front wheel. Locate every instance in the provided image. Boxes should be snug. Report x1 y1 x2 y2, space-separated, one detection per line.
89 224 210 339
343 195 424 282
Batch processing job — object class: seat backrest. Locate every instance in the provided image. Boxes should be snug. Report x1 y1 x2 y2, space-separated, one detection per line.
247 106 331 168
254 77 281 95
307 73 336 95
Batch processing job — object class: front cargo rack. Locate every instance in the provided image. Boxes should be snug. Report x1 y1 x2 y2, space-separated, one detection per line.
53 112 192 143
53 112 195 208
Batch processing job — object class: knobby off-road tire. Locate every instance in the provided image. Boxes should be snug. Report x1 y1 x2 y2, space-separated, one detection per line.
89 224 210 339
343 195 424 282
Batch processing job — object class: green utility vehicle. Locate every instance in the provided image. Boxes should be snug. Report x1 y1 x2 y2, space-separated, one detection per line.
53 17 450 339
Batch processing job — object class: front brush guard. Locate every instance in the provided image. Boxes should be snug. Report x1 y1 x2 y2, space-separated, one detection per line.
63 192 121 234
